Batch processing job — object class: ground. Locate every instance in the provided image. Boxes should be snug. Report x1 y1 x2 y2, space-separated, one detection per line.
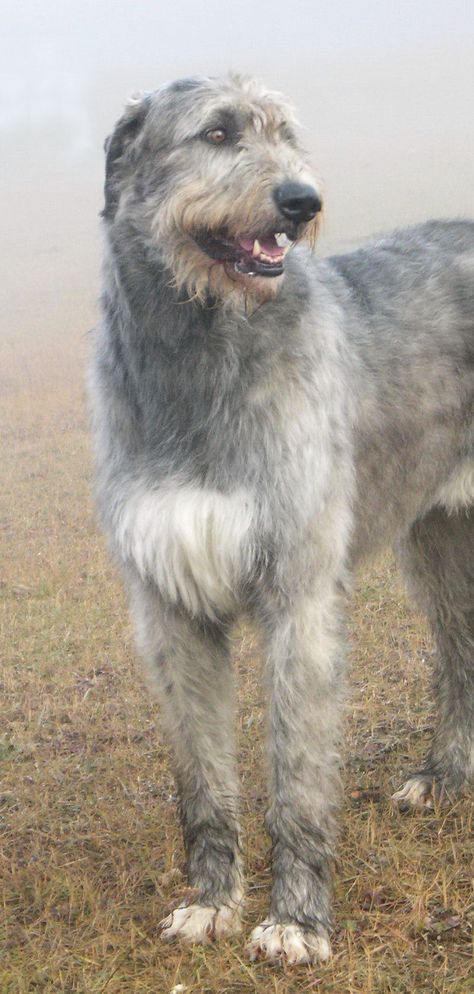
1 335 473 994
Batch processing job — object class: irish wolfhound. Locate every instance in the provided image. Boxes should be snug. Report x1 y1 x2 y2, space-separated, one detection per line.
91 74 474 965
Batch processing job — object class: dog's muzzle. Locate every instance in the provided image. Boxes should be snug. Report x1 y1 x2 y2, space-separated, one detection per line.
192 184 321 278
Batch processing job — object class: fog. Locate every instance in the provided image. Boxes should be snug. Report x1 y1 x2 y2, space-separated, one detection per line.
2 0 474 351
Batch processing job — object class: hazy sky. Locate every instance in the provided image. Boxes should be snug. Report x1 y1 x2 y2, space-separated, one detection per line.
2 1 474 342
3 1 474 84
3 1 474 152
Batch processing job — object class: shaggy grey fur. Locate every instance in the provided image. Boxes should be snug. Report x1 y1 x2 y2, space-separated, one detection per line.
91 75 474 964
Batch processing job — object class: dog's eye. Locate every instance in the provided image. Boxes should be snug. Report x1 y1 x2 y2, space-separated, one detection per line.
280 123 297 145
205 128 227 145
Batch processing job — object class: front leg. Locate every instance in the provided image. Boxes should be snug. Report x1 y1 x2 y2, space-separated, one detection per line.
130 579 244 944
247 586 345 964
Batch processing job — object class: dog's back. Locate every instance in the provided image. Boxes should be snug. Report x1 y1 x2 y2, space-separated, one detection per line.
326 219 474 556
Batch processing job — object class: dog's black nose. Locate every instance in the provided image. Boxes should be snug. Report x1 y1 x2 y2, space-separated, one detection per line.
273 182 322 223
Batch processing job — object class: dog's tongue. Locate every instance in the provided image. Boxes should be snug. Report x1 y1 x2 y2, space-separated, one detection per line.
238 235 282 258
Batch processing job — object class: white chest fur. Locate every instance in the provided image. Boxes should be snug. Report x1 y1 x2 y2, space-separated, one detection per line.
114 481 255 617
436 460 474 513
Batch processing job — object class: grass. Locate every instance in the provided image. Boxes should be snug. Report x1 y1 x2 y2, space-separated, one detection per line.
1 334 473 994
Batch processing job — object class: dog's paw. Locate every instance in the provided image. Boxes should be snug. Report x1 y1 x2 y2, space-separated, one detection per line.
246 919 331 965
160 902 243 944
392 776 435 811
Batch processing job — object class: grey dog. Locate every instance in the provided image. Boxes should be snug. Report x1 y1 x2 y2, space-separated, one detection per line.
91 74 474 965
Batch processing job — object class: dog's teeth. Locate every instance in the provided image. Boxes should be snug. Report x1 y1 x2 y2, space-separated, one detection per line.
252 239 262 258
276 233 291 248
258 251 284 264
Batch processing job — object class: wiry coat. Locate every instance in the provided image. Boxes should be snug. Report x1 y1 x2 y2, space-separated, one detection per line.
91 74 474 965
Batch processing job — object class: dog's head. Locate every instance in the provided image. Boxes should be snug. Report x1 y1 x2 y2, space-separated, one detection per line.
103 75 322 305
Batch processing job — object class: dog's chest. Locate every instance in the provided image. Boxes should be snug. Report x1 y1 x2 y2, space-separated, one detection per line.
115 341 342 616
115 482 255 617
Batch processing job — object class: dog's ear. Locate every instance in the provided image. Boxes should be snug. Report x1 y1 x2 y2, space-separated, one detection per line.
102 93 150 220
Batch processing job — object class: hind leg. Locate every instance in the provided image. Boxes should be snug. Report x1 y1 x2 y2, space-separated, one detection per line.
394 507 474 810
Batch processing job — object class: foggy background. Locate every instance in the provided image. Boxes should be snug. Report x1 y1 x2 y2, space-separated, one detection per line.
2 0 474 357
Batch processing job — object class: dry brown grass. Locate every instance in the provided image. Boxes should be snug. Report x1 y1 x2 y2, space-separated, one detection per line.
1 335 473 994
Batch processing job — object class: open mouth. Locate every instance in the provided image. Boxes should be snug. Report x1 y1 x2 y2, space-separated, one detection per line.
193 230 294 277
